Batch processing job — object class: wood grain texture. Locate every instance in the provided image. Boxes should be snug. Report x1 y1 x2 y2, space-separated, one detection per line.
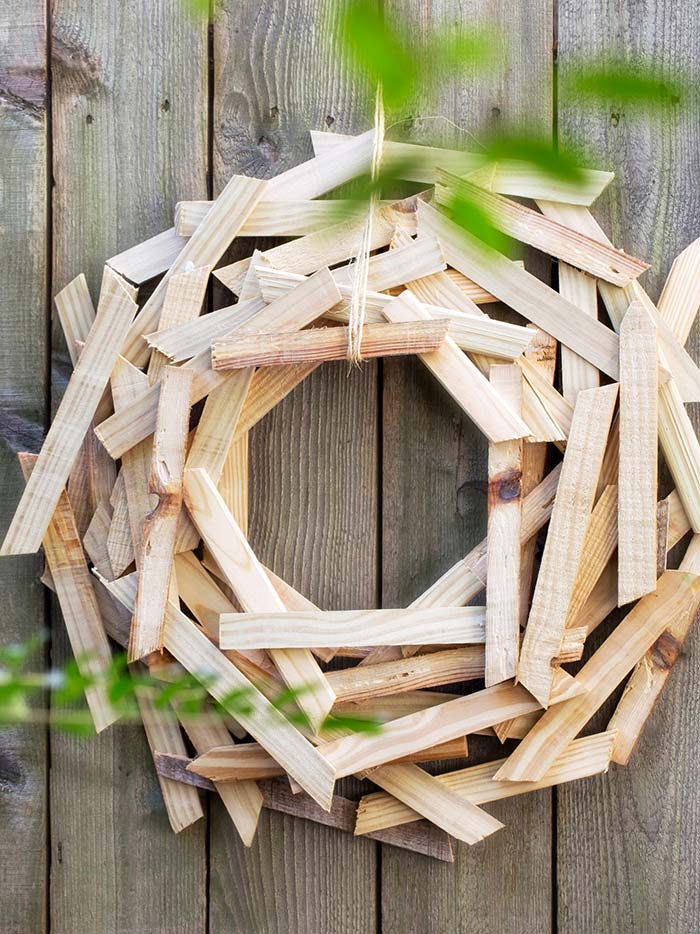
380 3 553 929
557 3 700 930
49 0 208 928
208 2 379 930
0 2 48 927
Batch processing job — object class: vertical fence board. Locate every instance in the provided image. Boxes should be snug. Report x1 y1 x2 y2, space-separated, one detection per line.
208 2 378 932
380 2 554 932
0 3 49 931
49 1 208 930
557 3 700 932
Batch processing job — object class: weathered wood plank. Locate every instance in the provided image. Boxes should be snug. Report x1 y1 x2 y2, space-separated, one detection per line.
0 3 48 928
208 2 378 932
557 2 700 930
49 0 208 929
380 1 553 932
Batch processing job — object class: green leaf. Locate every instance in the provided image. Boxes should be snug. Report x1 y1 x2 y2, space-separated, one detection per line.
480 132 585 184
323 713 382 735
443 190 512 254
182 0 210 19
566 60 684 108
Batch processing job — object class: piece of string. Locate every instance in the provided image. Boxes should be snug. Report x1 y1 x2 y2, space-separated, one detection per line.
347 84 385 366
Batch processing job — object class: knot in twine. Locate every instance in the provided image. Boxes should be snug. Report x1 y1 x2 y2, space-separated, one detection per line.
347 85 385 366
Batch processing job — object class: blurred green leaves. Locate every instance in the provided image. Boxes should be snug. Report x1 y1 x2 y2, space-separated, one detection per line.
563 59 684 110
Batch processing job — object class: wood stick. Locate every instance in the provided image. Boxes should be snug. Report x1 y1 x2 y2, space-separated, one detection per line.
18 453 117 731
418 200 620 379
355 732 615 834
618 302 659 604
310 130 613 204
435 171 648 285
175 197 366 237
334 234 446 291
656 499 671 576
219 606 486 650
233 363 321 441
147 264 212 383
383 290 530 443
2 268 136 555
262 566 337 664
183 467 336 732
657 376 700 533
564 484 619 629
212 320 450 370
129 367 193 661
517 354 573 442
219 434 249 538
103 573 337 811
657 236 700 344
108 227 188 285
132 672 204 833
106 472 134 576
54 273 95 364
82 502 115 580
607 535 700 764
495 570 700 783
518 385 618 706
319 682 541 778
558 265 600 403
485 364 523 685
123 175 267 364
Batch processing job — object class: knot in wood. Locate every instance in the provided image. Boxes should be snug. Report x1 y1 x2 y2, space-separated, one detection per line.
650 630 682 672
488 469 522 507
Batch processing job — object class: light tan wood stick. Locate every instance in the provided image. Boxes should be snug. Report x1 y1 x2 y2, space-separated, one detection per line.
565 484 619 629
319 682 541 778
618 302 658 604
147 264 212 383
383 290 530 443
355 732 615 834
108 227 188 285
220 606 486 650
18 453 117 731
123 176 267 364
129 367 194 661
183 467 336 732
418 200 620 379
334 233 446 290
177 712 263 847
233 363 321 441
518 385 618 706
435 171 648 285
496 569 700 783
106 472 134 576
54 273 95 364
310 130 613 204
2 269 136 555
262 566 336 664
187 736 468 782
104 572 336 811
656 499 671 576
175 197 366 237
485 364 523 684
607 535 700 764
325 647 485 703
212 320 450 370
517 354 572 443
219 434 249 538
657 376 700 533
555 265 600 403
83 502 115 580
132 671 205 833
185 368 254 484
657 237 700 343
96 268 342 460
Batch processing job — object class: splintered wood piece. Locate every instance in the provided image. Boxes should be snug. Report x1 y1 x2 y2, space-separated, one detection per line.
517 354 573 442
658 378 700 533
384 290 530 443
325 647 485 703
355 732 615 834
175 197 366 237
361 762 503 846
419 201 620 379
129 367 194 661
54 273 96 365
83 502 115 580
319 682 540 778
96 268 342 460
132 671 204 833
2 269 136 555
260 778 454 862
219 434 249 538
496 570 700 783
123 176 267 364
618 302 659 604
147 264 212 383
518 385 618 706
607 534 700 765
187 736 468 782
658 237 700 344
310 130 613 204
106 472 134 576
183 468 336 732
486 365 523 685
565 485 619 629
435 172 648 285
557 265 600 403
146 297 265 363
212 320 449 370
656 499 671 576
220 607 486 650
108 227 187 285
215 202 410 294
18 453 117 731
104 573 337 811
